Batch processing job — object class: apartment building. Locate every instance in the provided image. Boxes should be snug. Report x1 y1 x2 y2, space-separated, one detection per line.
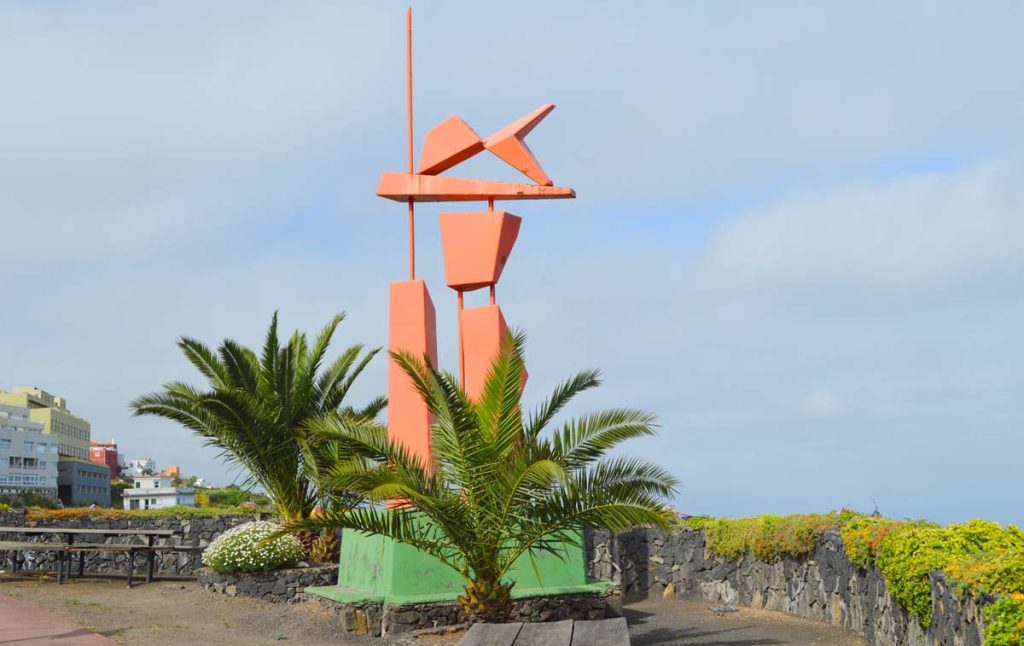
57 458 112 507
0 387 91 460
0 403 58 499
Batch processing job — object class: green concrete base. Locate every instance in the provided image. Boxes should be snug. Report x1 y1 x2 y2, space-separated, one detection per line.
306 525 612 606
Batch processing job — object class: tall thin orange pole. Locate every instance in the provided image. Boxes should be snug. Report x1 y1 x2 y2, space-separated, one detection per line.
406 7 416 280
457 290 465 386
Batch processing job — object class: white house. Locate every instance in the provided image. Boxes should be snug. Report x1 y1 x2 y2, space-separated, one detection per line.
122 475 195 510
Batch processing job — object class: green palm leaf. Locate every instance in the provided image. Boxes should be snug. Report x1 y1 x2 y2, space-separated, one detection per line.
288 330 677 621
131 311 384 522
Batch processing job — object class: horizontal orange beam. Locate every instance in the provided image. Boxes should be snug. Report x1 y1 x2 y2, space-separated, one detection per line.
377 171 575 203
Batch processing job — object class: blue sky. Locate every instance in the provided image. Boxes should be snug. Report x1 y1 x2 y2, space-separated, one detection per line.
2 1 1021 525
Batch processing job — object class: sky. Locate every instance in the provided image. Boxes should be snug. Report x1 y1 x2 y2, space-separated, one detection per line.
1 1 1021 526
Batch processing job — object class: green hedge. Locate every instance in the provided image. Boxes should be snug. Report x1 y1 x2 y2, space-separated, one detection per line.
680 512 1024 637
680 510 860 560
25 505 269 520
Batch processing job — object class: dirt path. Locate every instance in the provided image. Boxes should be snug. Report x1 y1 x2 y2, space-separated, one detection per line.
626 597 866 645
1 575 868 646
0 575 384 646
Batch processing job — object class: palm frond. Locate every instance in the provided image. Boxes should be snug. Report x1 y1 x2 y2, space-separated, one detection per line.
132 311 384 521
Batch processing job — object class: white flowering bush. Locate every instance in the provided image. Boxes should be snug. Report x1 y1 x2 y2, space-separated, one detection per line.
202 521 302 574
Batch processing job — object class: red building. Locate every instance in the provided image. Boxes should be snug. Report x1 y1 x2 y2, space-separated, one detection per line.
89 440 119 481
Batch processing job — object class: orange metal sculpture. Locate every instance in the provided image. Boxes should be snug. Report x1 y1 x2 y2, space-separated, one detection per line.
383 8 574 467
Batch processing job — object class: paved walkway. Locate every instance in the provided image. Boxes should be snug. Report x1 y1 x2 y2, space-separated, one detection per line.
625 597 866 645
0 594 115 645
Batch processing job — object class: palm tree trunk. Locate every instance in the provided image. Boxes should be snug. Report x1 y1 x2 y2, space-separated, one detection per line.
458 577 514 623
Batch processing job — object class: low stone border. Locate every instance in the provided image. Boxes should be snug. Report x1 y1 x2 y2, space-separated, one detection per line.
197 564 338 604
312 590 621 637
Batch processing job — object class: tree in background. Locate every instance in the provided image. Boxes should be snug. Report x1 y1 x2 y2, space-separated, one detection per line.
131 312 384 522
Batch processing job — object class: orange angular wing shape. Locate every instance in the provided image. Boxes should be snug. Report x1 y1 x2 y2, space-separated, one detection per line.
417 115 485 175
484 104 555 186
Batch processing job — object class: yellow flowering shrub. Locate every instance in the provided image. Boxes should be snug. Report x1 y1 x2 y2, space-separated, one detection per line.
871 520 1024 628
692 511 858 561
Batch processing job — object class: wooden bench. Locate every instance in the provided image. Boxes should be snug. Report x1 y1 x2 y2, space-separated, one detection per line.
0 527 195 586
458 618 630 646
62 544 206 585
0 541 70 577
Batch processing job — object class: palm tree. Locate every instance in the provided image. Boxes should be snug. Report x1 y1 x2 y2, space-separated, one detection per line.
287 332 677 622
131 312 384 522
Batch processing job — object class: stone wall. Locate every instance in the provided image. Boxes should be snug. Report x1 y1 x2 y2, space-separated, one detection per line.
586 526 992 646
927 573 990 646
0 509 262 577
317 590 620 638
197 565 338 604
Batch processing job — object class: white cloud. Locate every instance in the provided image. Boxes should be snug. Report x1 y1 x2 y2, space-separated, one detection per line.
698 163 1024 294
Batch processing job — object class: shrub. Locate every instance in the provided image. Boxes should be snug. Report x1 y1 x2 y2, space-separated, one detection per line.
0 492 58 509
983 594 1024 646
0 503 11 512
26 505 264 521
202 521 302 574
841 516 934 569
699 511 857 561
945 547 1024 597
872 520 1024 628
677 515 714 530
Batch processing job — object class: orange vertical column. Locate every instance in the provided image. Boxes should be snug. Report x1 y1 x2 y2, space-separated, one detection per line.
388 281 437 466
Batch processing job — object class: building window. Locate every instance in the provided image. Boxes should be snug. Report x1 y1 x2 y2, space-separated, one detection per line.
0 439 9 450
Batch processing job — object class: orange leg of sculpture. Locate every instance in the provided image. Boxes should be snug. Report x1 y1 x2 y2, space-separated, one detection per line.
388 280 437 468
460 304 528 400
457 290 466 387
440 209 528 400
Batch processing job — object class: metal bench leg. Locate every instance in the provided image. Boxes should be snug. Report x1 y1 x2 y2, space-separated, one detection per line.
78 551 86 577
146 550 155 583
57 551 64 585
126 550 135 588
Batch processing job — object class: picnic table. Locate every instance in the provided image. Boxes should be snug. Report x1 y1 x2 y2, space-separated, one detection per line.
458 618 630 646
0 526 186 586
